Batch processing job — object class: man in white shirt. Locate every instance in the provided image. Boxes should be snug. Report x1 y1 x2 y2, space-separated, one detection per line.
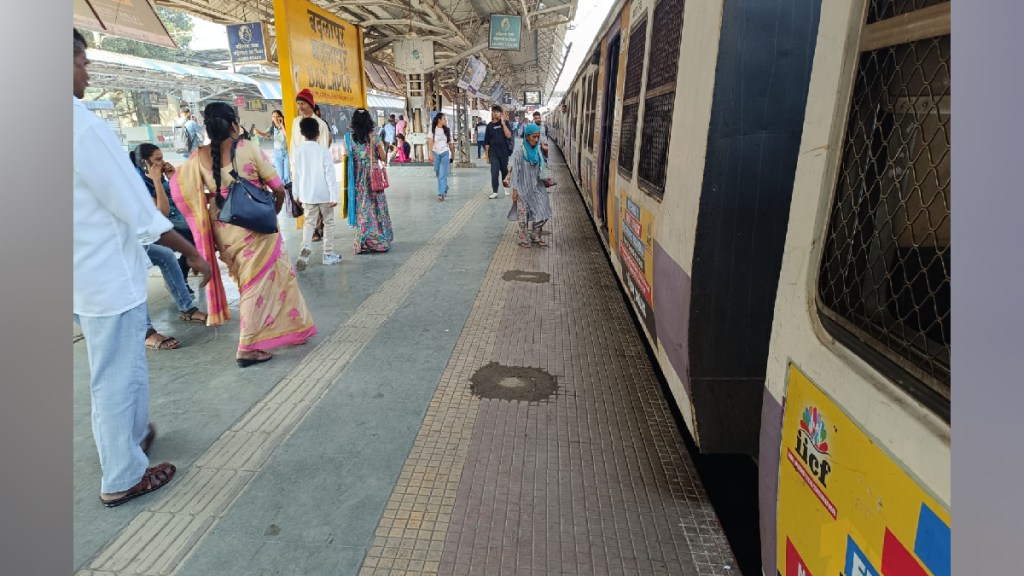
292 118 342 269
74 29 212 507
289 88 331 169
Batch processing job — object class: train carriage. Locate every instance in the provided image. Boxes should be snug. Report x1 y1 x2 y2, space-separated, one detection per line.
549 0 951 574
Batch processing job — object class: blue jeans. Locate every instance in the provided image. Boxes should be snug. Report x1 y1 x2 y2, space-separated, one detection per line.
273 148 290 184
146 243 194 313
75 303 151 493
433 151 451 196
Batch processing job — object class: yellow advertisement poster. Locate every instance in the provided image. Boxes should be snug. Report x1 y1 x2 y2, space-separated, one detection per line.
619 195 655 340
273 0 367 110
777 364 950 576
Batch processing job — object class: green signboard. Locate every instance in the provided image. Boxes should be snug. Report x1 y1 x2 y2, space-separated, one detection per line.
489 14 522 51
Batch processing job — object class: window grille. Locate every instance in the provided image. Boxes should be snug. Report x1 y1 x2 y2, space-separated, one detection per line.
618 17 648 178
817 3 951 411
637 0 685 198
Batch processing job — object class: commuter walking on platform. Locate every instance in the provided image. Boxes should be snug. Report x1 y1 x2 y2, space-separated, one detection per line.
341 109 393 253
484 105 513 199
427 112 454 201
293 117 343 270
170 102 317 367
74 29 212 507
505 123 553 247
476 119 487 159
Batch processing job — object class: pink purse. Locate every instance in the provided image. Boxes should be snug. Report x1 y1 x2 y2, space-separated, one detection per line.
367 142 389 193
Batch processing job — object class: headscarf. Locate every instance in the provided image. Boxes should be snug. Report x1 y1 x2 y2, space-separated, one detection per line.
523 123 544 166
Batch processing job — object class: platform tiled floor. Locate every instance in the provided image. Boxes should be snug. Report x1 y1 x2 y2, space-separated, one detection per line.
73 146 736 576
359 152 736 576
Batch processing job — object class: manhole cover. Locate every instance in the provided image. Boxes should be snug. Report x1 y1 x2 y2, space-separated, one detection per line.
470 362 558 402
502 270 551 283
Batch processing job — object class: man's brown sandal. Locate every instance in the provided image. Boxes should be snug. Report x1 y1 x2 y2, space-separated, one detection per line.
100 463 176 508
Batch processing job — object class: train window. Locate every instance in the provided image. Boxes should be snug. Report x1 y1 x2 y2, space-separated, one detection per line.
618 17 648 179
816 3 951 415
587 73 599 150
867 0 947 24
637 0 685 199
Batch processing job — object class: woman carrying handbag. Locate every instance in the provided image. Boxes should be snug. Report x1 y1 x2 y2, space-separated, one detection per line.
340 109 394 254
170 102 317 367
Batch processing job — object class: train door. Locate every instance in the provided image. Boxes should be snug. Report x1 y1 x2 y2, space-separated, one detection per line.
597 34 621 230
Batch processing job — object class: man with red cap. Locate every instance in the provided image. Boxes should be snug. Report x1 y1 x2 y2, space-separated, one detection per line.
290 89 331 162
290 89 335 238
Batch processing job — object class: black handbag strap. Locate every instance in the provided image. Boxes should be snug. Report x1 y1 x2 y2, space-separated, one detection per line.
228 138 264 186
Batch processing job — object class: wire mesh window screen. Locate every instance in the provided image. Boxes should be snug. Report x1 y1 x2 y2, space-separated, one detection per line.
637 0 685 198
867 0 947 24
587 74 599 150
646 0 685 91
623 19 647 101
637 92 675 197
817 32 951 403
619 102 640 178
619 18 648 178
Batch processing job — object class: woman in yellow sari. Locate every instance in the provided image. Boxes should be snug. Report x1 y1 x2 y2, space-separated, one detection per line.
170 102 317 367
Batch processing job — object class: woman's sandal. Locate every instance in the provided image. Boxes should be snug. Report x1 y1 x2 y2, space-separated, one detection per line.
236 350 273 368
179 307 208 323
145 330 180 351
100 462 176 508
517 241 532 248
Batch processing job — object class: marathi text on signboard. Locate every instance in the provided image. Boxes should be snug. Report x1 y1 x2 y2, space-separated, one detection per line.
777 365 951 576
489 14 522 51
273 0 367 109
226 22 269 64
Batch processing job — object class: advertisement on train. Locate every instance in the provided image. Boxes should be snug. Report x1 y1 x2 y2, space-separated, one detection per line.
777 364 950 576
619 196 656 340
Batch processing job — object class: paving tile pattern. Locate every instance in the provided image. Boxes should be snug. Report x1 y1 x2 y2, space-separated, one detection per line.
361 150 737 576
78 190 490 576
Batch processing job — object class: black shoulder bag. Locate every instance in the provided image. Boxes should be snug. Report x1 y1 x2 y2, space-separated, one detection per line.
217 139 279 234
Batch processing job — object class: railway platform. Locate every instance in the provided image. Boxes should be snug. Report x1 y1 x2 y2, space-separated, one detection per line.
73 145 738 576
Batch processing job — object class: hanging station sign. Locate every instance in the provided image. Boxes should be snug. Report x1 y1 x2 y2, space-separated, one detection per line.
489 14 523 51
226 21 270 64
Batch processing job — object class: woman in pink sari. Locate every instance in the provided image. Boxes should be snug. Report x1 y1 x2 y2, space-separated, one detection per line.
170 102 317 367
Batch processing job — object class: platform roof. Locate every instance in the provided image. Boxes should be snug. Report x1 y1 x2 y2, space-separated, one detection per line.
152 0 576 105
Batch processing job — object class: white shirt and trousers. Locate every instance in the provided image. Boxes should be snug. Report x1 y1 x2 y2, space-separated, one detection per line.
74 97 173 494
292 139 341 257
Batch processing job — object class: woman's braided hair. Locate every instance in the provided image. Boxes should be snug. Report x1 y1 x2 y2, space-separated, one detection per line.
203 102 238 208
